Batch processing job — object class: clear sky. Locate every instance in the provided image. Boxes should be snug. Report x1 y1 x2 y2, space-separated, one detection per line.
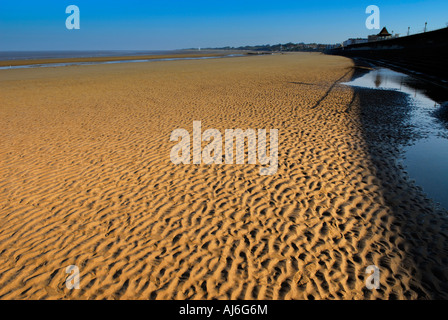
1 0 447 50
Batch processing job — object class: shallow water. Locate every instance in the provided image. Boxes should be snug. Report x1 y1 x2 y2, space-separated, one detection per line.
0 50 217 60
0 54 245 70
343 68 448 209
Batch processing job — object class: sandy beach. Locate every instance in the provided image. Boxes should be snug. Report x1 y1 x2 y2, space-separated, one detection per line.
1 52 447 299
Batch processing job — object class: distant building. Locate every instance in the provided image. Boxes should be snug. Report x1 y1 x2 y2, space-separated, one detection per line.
326 44 341 50
343 38 368 47
368 27 399 42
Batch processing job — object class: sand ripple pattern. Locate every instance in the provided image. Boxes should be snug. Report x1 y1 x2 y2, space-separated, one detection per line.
1 53 447 299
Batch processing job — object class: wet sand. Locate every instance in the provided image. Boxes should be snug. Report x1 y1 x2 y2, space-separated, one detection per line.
0 52 242 67
0 52 447 299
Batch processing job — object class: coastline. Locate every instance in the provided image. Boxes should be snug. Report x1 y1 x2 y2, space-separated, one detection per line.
0 51 249 68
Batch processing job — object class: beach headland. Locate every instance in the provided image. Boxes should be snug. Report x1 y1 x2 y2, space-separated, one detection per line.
0 52 447 299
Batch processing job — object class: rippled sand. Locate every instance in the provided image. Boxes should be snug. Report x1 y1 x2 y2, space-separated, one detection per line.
1 53 447 299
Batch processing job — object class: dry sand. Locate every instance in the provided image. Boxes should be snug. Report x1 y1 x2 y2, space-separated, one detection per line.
0 53 447 299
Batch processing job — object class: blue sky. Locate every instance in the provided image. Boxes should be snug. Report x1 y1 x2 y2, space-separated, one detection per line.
1 0 447 50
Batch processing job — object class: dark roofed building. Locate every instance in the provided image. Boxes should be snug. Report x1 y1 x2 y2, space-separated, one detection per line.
368 27 395 42
378 27 392 37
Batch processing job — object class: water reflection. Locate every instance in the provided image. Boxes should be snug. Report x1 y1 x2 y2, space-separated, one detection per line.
374 73 382 88
343 68 448 209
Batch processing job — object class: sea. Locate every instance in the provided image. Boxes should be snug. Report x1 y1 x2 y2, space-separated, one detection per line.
0 50 190 61
0 50 244 70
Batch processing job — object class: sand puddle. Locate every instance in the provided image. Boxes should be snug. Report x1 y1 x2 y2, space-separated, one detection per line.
343 68 448 210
